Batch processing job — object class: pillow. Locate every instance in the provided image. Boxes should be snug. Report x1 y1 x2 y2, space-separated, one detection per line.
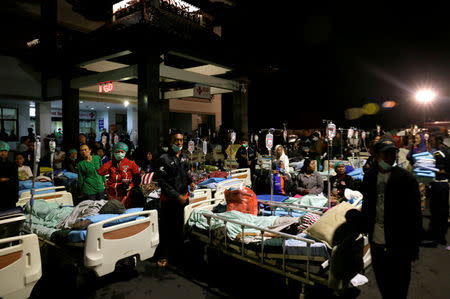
304 202 355 248
64 172 78 179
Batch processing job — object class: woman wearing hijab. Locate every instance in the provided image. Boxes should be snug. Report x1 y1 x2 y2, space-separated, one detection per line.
296 159 324 195
329 161 355 203
406 133 427 164
275 145 290 175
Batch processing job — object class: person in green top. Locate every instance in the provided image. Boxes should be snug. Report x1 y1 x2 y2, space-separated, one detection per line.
78 143 106 200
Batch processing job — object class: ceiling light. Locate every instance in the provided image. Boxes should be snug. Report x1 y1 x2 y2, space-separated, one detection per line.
80 101 84 104
124 100 129 107
106 106 110 109
90 107 94 110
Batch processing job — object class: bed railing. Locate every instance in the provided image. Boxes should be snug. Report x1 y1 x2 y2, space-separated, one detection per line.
201 211 315 283
258 200 327 216
0 234 42 299
84 210 159 276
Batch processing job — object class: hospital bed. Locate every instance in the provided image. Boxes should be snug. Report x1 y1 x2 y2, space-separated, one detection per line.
18 191 159 277
183 196 370 298
0 211 42 299
229 168 252 188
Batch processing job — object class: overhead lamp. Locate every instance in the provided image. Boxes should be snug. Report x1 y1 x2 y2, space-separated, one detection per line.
124 100 129 107
106 106 110 109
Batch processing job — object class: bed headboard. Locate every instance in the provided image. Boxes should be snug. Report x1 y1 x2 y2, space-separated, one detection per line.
229 168 251 187
16 188 73 207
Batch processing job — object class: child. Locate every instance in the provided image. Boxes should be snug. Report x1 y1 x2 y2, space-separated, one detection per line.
15 153 33 181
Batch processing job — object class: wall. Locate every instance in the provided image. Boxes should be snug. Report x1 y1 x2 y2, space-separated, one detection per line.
0 98 31 139
169 94 222 130
0 56 41 99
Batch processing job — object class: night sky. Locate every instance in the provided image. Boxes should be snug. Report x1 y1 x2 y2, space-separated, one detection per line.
219 9 450 131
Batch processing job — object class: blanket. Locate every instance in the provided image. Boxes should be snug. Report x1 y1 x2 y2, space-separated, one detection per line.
56 200 107 229
24 199 74 238
188 210 298 243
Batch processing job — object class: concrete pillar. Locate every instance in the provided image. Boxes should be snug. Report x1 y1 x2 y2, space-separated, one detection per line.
62 75 79 151
127 106 138 145
35 101 52 157
137 50 165 155
231 82 249 137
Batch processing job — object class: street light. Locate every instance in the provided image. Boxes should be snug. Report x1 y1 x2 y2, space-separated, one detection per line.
415 89 436 122
415 89 436 103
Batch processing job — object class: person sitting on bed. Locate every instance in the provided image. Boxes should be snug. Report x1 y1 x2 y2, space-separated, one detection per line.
0 141 18 210
97 142 140 208
329 161 355 204
15 153 33 181
78 144 106 201
296 159 323 195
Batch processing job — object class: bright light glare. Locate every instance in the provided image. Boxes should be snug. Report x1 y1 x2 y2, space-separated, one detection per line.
416 90 436 103
124 100 129 107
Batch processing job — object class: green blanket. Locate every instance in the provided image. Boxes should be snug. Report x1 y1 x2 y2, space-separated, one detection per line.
25 199 74 231
281 194 328 212
188 210 278 240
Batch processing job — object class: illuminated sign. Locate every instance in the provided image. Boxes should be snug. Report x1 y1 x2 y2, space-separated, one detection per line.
97 81 114 93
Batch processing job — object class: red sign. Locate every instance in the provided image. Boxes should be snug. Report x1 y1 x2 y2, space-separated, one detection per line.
98 81 114 93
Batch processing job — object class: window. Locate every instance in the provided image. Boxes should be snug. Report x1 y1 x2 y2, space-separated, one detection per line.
0 107 18 137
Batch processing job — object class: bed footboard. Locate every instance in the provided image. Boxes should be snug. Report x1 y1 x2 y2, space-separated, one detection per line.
84 210 159 277
0 234 42 299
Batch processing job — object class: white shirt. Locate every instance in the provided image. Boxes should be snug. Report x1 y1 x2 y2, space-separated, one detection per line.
54 151 66 170
18 165 33 180
373 171 391 245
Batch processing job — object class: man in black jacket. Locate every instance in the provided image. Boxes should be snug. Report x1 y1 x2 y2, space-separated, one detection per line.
360 136 422 299
427 134 449 245
156 130 195 267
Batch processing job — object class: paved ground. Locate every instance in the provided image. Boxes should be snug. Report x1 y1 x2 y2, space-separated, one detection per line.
30 215 449 299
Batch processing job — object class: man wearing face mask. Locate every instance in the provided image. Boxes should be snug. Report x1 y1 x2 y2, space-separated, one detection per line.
236 136 257 174
156 130 195 268
98 142 140 208
359 136 422 299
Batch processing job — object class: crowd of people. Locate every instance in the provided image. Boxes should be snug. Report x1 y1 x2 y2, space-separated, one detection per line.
0 123 448 298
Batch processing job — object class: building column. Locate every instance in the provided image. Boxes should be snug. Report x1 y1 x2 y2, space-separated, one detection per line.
35 101 52 157
127 106 138 145
137 50 165 155
62 75 79 151
231 81 249 137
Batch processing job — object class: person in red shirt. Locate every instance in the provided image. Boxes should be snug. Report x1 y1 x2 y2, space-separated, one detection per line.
97 142 140 208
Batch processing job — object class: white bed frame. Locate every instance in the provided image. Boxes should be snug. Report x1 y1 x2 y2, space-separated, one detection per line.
229 168 252 187
0 215 42 299
18 191 159 277
183 196 371 298
213 178 245 201
17 186 73 208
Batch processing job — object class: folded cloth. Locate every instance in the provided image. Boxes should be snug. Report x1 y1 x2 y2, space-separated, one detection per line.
209 170 229 179
63 172 78 179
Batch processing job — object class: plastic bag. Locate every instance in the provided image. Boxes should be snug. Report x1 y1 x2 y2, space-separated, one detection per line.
225 187 258 215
